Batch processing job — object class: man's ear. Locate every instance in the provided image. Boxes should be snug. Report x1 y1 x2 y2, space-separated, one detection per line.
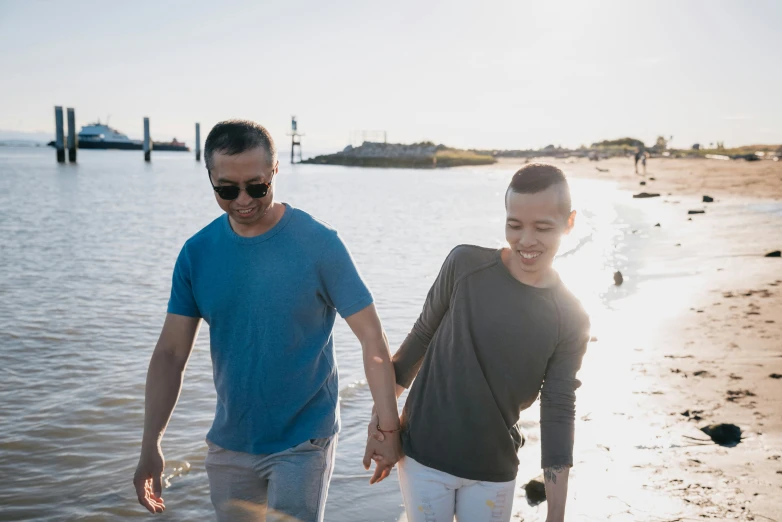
564 210 576 234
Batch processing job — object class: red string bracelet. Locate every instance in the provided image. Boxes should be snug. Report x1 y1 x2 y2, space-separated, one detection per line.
376 425 401 434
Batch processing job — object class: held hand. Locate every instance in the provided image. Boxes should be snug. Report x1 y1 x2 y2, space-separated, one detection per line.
362 429 403 484
366 409 384 442
133 446 166 514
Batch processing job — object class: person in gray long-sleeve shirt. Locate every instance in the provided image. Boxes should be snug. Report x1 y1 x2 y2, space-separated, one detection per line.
367 163 590 522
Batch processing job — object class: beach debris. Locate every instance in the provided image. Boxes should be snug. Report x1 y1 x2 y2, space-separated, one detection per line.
693 370 713 377
765 250 781 257
703 195 714 203
649 177 656 180
633 192 661 198
688 210 706 215
726 389 756 402
639 181 646 186
770 373 782 379
688 217 693 221
681 409 704 421
729 373 743 380
675 243 681 247
613 271 624 286
523 478 547 506
654 223 661 227
595 166 609 172
701 423 743 446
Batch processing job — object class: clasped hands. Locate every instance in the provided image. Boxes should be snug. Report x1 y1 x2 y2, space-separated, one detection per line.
362 409 403 484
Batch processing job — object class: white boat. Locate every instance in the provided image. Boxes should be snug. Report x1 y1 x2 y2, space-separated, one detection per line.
76 122 143 150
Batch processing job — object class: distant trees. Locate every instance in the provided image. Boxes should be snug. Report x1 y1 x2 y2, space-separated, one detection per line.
591 137 645 148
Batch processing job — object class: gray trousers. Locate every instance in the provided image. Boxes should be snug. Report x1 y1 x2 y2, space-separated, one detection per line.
204 435 337 522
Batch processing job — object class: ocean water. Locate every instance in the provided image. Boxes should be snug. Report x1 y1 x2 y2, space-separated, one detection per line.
0 147 656 521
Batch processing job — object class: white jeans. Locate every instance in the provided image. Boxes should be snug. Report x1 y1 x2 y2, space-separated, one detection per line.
398 456 516 522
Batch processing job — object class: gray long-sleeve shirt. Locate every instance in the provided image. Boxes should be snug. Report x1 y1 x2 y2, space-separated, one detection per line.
393 245 590 482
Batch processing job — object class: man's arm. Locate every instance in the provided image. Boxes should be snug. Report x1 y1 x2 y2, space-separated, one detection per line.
344 304 402 484
539 310 589 522
133 313 201 514
543 465 570 522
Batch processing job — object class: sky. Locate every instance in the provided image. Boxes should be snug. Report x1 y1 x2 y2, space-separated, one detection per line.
1 0 781 151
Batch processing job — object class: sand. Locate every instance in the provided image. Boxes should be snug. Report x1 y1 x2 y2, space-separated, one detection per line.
501 157 782 521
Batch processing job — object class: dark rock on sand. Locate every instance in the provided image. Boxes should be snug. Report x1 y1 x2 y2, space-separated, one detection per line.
770 373 782 379
703 195 714 203
633 192 661 199
613 271 624 286
701 423 742 447
765 250 781 257
640 181 647 186
524 478 547 506
654 223 661 227
688 210 706 215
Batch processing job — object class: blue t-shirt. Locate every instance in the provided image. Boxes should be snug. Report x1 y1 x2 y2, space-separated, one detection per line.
167 203 373 454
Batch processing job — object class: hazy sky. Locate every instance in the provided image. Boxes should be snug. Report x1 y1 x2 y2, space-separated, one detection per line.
1 0 780 150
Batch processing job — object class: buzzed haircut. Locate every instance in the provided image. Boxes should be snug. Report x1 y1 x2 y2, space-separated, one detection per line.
506 163 572 215
204 120 277 171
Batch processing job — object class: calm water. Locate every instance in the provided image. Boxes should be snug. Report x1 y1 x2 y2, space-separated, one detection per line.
0 147 652 521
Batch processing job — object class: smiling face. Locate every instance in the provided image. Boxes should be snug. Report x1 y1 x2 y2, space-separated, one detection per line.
209 146 278 231
505 184 576 280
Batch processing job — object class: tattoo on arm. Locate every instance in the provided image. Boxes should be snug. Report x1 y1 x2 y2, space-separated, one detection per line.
543 465 565 484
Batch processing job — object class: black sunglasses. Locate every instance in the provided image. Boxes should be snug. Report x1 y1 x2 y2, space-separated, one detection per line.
208 170 272 200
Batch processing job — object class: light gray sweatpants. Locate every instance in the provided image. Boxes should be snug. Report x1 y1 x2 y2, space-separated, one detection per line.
204 435 337 522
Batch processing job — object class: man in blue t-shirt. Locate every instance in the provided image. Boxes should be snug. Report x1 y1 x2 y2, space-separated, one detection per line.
133 120 402 521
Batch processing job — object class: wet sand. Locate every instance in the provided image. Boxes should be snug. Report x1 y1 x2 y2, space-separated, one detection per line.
502 158 782 521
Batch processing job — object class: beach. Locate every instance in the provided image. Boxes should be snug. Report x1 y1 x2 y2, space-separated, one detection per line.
0 149 780 521
494 157 782 521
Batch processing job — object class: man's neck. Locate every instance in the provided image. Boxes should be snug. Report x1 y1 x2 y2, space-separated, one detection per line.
501 248 558 288
229 202 284 238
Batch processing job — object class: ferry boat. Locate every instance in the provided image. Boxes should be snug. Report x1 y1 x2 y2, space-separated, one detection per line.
48 122 189 152
77 122 142 150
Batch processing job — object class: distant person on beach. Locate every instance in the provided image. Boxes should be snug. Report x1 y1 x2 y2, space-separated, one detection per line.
366 163 590 522
635 148 648 174
133 120 401 521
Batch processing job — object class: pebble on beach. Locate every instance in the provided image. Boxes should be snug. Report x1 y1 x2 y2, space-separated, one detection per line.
765 250 781 257
703 195 714 202
633 192 661 199
688 210 706 215
613 271 624 286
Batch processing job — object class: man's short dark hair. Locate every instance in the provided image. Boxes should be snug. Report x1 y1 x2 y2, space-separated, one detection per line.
506 163 572 215
204 120 277 171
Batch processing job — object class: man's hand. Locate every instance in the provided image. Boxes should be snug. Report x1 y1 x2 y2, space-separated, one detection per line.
362 428 402 484
133 446 166 514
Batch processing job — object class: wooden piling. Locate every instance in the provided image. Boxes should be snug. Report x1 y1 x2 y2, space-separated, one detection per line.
195 123 201 161
143 117 151 162
66 108 77 163
54 106 65 163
